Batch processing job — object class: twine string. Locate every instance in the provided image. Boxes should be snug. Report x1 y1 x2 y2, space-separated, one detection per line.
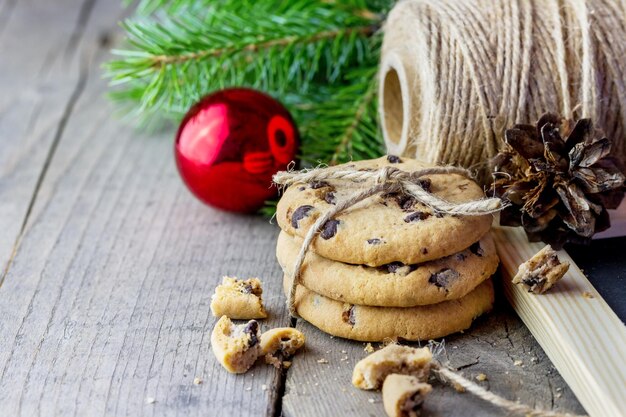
431 361 588 417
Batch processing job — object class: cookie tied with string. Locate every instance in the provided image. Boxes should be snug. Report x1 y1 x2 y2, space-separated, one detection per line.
491 113 625 248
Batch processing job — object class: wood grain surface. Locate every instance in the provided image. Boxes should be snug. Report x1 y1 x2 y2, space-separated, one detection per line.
0 0 593 416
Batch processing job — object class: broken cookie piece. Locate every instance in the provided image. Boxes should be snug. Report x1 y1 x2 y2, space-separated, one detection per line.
211 316 262 374
512 245 569 294
260 327 306 368
211 276 268 319
382 374 432 417
352 344 432 390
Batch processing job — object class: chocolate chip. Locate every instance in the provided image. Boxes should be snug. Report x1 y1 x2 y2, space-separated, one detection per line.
310 181 329 189
421 248 428 255
383 192 416 211
408 392 425 412
456 253 467 261
367 238 382 245
522 275 545 292
324 191 337 205
298 186 306 191
434 211 445 218
241 284 253 294
397 195 416 211
291 205 314 228
404 211 431 223
243 321 259 347
458 182 469 191
428 268 460 288
320 219 340 239
416 178 432 192
387 155 402 163
342 305 356 326
386 261 405 273
384 262 418 274
469 241 484 257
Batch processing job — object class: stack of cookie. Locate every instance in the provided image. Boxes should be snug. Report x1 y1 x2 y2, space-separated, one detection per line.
275 156 498 342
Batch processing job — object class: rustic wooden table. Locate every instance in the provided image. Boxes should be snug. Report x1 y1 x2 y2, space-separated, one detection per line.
2 1 618 416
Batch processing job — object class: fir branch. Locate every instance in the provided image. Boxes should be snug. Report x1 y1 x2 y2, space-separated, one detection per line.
296 65 385 165
105 1 386 120
330 78 378 164
149 26 377 68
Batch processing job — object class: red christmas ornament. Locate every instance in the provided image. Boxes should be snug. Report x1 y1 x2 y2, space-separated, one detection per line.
175 88 299 213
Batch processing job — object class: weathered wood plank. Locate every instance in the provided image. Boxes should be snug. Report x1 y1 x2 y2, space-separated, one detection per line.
0 0 97 277
282 286 585 417
0 1 289 416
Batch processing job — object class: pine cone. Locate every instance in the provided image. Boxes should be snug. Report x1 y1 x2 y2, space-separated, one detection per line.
492 113 625 248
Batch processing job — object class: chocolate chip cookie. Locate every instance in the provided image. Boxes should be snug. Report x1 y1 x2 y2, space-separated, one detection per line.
277 231 498 307
283 275 494 342
276 157 493 266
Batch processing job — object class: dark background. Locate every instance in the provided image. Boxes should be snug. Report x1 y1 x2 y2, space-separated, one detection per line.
568 236 626 323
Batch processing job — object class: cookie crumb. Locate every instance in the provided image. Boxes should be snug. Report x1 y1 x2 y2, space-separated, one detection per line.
317 358 329 364
145 397 156 404
582 291 594 299
368 398 375 404
514 360 523 366
193 377 203 385
265 355 282 369
452 382 466 393
283 361 292 369
364 343 375 353
260 327 305 368
475 373 488 381
512 245 569 294
261 384 268 391
210 276 268 319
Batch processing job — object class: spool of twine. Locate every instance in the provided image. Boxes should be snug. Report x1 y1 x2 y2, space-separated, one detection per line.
379 0 626 175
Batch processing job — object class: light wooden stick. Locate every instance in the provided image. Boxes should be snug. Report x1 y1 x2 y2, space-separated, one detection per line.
493 226 626 417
